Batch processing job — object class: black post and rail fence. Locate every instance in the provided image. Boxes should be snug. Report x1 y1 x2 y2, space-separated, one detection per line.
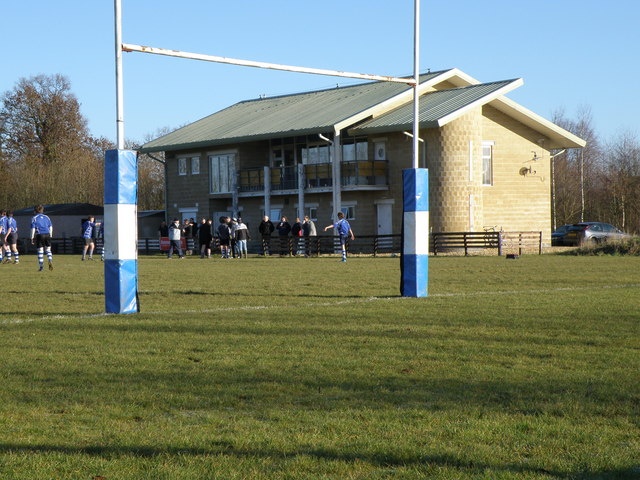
17 231 543 257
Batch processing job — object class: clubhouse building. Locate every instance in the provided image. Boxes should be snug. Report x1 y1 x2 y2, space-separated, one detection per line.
141 68 585 244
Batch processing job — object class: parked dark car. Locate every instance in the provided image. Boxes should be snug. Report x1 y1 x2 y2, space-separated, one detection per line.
558 222 629 246
551 224 572 246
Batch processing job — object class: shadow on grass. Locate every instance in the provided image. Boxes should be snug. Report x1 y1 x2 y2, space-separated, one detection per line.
2 443 637 478
165 290 385 299
2 290 104 296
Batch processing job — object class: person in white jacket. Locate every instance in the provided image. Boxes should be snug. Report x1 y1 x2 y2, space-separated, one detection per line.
167 218 184 259
302 215 317 257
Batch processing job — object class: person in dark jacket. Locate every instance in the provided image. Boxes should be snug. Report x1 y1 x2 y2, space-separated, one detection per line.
198 217 213 258
158 221 169 237
217 216 231 259
258 215 275 256
276 216 292 256
182 219 193 255
291 217 303 256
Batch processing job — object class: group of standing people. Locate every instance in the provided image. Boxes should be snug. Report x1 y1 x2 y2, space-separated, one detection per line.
1 205 93 271
208 216 250 259
259 215 319 257
163 216 251 259
162 211 354 261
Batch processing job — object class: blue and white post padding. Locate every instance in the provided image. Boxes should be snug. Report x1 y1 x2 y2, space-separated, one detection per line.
104 149 139 314
402 168 429 297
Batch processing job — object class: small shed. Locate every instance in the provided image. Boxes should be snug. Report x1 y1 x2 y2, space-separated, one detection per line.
138 210 165 238
13 203 104 240
13 204 167 253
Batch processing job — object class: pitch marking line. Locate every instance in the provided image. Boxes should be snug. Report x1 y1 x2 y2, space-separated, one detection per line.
1 283 638 325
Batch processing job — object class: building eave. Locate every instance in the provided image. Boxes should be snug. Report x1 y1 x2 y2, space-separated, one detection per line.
333 68 459 132
489 97 587 149
435 78 524 127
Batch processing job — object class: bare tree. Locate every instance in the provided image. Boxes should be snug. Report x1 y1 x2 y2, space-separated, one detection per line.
0 74 103 209
602 131 640 233
128 127 170 211
551 106 602 227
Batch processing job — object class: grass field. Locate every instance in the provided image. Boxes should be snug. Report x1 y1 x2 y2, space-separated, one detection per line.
0 253 638 479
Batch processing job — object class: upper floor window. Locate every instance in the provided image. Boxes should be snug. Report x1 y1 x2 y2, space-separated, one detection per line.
301 144 331 165
209 154 235 193
482 142 494 186
178 157 187 176
191 156 200 175
342 139 368 162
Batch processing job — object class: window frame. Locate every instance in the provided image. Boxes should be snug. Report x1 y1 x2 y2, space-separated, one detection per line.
178 157 187 176
191 156 200 175
342 204 356 221
208 153 236 194
482 141 494 186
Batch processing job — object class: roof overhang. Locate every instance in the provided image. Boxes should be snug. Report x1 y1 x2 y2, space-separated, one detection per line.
333 68 461 132
434 69 586 149
488 97 586 149
348 79 524 137
140 67 586 153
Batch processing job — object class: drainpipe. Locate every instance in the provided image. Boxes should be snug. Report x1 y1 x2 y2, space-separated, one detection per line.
263 165 271 218
330 130 342 224
297 164 305 220
232 169 239 218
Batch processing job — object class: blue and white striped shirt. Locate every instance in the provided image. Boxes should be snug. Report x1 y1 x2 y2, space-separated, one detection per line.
82 220 96 239
334 218 351 237
31 214 53 235
7 217 17 234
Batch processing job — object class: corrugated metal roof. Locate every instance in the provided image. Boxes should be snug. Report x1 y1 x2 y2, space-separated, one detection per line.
13 203 104 216
140 71 448 153
350 80 519 134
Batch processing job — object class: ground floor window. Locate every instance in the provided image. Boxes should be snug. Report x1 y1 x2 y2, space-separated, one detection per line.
342 205 356 220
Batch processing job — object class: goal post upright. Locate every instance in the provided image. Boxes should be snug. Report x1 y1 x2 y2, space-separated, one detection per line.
107 0 428 313
401 0 429 297
105 0 139 314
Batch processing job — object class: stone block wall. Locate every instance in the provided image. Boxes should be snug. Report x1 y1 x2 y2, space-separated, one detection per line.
427 109 484 232
481 105 552 243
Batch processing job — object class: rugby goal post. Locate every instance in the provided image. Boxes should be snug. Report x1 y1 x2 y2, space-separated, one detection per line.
105 0 427 314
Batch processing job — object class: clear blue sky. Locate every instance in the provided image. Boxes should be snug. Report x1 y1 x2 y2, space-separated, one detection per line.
3 0 638 144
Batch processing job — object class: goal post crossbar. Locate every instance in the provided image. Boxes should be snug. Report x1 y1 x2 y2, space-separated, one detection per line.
122 43 417 86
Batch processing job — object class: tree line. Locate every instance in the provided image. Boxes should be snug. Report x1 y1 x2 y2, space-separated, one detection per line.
552 107 640 234
1 74 638 234
0 74 164 212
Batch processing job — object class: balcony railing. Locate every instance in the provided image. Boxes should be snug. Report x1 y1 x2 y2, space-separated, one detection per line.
341 160 388 187
237 160 388 193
